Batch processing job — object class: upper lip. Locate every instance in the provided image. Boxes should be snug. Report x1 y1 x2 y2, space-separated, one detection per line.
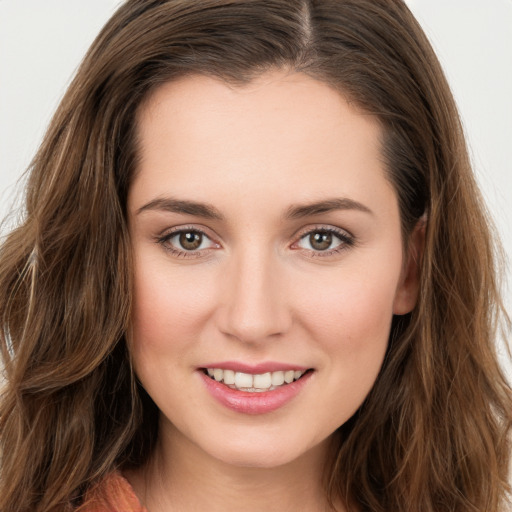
199 361 310 374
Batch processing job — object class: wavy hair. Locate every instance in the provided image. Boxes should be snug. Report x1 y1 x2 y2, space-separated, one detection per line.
0 1 510 510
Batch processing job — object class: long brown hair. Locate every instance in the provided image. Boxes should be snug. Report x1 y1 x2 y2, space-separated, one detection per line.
0 1 510 510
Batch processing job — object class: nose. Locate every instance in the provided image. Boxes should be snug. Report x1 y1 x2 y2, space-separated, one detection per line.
216 248 292 344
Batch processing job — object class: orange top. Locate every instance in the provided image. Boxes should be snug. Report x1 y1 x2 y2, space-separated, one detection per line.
78 472 147 512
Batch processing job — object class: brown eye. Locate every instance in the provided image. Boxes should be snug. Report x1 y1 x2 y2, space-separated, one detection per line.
179 231 203 250
309 232 332 251
295 228 352 254
159 228 219 256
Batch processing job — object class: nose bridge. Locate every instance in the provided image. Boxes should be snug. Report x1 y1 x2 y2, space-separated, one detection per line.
218 244 290 343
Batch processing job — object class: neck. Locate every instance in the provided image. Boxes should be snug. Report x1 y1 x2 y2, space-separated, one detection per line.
126 423 344 512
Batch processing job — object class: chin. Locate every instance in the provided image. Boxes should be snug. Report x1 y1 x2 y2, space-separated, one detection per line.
197 430 329 470
213 448 294 469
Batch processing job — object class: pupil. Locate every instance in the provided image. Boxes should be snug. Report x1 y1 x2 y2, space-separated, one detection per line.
310 232 332 251
180 232 202 250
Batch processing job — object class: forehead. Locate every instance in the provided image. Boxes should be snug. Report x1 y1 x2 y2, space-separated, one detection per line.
130 71 395 219
136 71 378 149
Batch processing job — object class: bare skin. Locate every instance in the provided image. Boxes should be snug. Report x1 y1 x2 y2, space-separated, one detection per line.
126 429 335 511
126 70 421 511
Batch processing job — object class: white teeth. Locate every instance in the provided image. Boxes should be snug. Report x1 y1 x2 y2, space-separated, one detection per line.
205 368 307 391
223 369 235 385
235 372 253 388
253 372 272 389
271 371 285 386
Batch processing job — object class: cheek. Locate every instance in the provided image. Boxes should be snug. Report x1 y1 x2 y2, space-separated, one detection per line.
296 247 402 395
128 258 212 407
299 272 397 426
300 258 401 348
310 286 393 387
130 255 216 353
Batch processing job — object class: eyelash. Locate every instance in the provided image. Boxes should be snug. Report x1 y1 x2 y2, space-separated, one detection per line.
292 226 355 257
156 225 218 259
156 225 355 259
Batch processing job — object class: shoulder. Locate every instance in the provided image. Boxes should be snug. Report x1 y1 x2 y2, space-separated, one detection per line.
77 471 147 512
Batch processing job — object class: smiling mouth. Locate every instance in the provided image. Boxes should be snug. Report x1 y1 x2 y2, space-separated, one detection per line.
202 368 312 392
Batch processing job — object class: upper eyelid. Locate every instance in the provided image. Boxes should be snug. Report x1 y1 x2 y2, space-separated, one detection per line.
159 224 217 239
292 224 354 240
159 223 352 237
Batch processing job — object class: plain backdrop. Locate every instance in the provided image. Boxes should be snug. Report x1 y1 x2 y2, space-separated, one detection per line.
0 0 511 376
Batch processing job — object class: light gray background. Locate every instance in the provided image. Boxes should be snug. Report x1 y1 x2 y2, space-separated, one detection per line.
0 1 511 375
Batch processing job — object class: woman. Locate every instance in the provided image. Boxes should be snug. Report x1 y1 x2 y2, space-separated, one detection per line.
0 1 510 511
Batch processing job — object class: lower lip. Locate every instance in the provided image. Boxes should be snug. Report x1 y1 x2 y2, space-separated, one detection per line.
199 371 313 415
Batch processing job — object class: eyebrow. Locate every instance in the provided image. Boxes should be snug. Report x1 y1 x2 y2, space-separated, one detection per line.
285 198 373 219
136 197 225 220
136 196 373 220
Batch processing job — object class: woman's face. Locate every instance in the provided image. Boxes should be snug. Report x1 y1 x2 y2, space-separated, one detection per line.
127 71 420 469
